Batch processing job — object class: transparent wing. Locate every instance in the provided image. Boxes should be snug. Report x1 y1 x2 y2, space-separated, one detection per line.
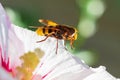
39 19 58 27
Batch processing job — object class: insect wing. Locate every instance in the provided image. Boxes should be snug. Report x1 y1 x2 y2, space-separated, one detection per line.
39 19 58 27
29 26 40 28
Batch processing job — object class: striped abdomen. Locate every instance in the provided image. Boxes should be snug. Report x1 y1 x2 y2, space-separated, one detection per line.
36 27 55 36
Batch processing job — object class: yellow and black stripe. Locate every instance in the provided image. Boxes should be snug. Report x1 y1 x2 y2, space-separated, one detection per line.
36 27 56 36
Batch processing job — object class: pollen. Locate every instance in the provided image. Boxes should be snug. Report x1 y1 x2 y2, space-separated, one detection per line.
16 48 44 80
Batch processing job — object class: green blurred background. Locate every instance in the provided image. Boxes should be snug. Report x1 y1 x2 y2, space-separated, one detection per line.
1 0 120 77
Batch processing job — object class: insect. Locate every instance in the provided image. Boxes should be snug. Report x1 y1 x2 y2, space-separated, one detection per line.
35 19 78 54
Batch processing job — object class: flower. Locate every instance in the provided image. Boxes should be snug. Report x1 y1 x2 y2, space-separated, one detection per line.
0 3 119 80
0 3 43 79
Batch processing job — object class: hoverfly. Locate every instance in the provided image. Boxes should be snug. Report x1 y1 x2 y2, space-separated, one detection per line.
35 19 77 54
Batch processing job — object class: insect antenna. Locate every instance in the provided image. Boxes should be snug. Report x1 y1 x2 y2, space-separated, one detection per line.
29 26 39 28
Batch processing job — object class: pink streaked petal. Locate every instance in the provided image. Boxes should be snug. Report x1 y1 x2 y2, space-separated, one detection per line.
32 37 120 80
33 39 94 80
0 3 10 66
32 74 42 80
0 3 25 72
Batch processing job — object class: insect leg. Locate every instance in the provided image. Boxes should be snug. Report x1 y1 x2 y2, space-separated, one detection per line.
70 40 74 49
64 40 66 46
63 40 68 50
36 36 49 43
37 32 55 43
56 39 58 54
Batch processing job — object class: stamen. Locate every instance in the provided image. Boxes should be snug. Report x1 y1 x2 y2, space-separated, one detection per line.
16 48 44 80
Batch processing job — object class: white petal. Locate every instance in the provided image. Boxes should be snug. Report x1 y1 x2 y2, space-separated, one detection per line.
0 67 16 80
10 12 120 80
83 66 119 80
32 36 119 80
8 26 25 68
12 24 46 52
12 24 63 53
33 39 94 80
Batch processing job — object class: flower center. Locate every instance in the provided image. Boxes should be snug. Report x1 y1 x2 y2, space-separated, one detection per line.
16 48 44 80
